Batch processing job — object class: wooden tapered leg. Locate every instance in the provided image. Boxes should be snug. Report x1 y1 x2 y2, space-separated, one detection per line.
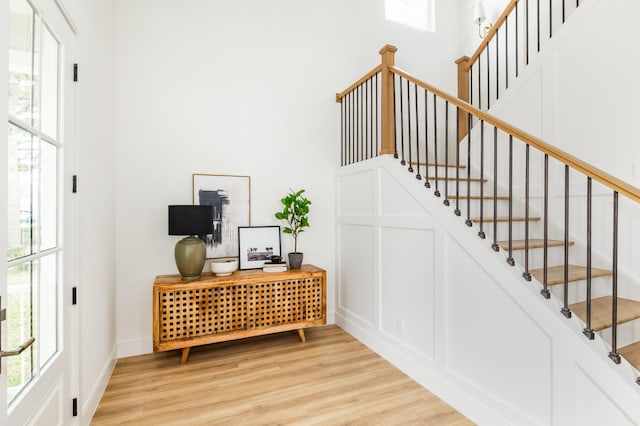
297 328 306 342
180 347 191 364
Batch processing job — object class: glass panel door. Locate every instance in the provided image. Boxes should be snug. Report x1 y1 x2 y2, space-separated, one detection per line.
7 0 61 406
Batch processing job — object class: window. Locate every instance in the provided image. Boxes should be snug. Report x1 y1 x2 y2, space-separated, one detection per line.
385 0 434 32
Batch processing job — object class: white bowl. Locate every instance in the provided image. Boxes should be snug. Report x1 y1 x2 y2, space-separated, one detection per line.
210 258 238 276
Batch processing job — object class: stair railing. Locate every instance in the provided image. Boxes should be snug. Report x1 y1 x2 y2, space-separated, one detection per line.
337 45 640 384
457 0 583 133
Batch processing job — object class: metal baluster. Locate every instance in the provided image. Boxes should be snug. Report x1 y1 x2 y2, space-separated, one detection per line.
470 67 474 108
487 45 491 109
424 90 430 186
609 192 621 364
414 84 421 179
549 0 553 39
537 0 541 52
365 78 369 159
562 0 566 23
561 165 572 318
492 127 500 252
393 75 399 159
360 83 364 161
370 77 374 158
478 120 486 239
496 29 500 102
506 18 509 90
399 77 405 165
526 0 530 65
465 112 473 227
407 80 413 172
433 95 440 197
375 73 379 156
542 154 550 298
341 94 344 166
583 177 595 339
444 101 450 206
507 135 515 266
515 2 519 78
349 91 354 165
455 107 461 216
523 144 531 279
478 56 482 111
357 85 361 162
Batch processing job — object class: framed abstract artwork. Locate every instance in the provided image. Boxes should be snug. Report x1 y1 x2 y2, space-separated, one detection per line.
192 174 251 259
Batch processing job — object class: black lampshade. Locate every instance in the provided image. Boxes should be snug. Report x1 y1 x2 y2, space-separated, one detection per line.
168 205 213 236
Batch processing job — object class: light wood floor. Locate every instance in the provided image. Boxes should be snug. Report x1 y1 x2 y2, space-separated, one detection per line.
91 325 473 425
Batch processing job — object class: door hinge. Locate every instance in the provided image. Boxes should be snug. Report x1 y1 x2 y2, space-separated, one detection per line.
72 175 77 193
72 397 78 417
72 287 77 305
73 64 78 82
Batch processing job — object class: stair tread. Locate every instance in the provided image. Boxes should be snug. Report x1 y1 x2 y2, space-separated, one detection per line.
449 195 510 200
408 161 466 169
530 265 611 285
570 296 640 331
470 216 541 223
497 239 574 251
619 341 640 371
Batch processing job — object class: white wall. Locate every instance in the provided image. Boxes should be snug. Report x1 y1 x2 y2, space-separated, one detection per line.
113 0 464 357
73 0 118 421
337 156 640 425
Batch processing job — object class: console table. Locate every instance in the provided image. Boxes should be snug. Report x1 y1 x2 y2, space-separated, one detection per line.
153 264 326 363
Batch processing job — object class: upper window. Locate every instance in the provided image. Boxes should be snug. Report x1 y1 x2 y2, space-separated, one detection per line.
385 0 434 32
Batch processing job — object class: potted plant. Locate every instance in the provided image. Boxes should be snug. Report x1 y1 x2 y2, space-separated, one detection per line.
275 189 311 269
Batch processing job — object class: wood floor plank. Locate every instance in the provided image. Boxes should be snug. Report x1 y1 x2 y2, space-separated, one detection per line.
91 325 473 425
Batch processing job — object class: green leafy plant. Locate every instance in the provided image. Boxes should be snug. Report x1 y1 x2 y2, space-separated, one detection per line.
275 189 311 253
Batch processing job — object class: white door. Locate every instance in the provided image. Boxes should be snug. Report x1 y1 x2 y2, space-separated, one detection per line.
2 0 76 424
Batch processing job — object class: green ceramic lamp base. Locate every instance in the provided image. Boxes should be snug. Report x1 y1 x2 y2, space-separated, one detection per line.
175 236 206 281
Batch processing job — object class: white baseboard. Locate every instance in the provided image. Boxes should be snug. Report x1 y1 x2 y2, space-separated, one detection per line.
82 344 117 424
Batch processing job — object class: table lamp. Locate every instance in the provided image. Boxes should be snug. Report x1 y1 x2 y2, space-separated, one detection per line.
168 205 213 281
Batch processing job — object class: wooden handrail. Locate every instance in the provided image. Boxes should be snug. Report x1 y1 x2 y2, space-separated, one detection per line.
390 65 640 203
464 0 521 72
335 64 382 102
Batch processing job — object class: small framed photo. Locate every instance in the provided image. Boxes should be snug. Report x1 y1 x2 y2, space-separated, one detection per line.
238 226 281 270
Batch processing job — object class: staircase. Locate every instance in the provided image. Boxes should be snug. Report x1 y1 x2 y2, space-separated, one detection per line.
335 1 640 421
338 55 640 379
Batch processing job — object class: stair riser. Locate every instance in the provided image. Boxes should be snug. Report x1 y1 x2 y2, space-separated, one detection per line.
549 279 611 306
431 180 488 196
470 221 545 243
597 319 640 350
508 249 582 274
448 199 513 219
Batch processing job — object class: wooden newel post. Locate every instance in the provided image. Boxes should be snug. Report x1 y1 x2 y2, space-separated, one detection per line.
379 44 398 156
456 56 471 141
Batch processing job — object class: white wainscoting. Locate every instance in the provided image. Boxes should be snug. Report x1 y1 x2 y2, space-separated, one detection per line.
335 156 640 425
